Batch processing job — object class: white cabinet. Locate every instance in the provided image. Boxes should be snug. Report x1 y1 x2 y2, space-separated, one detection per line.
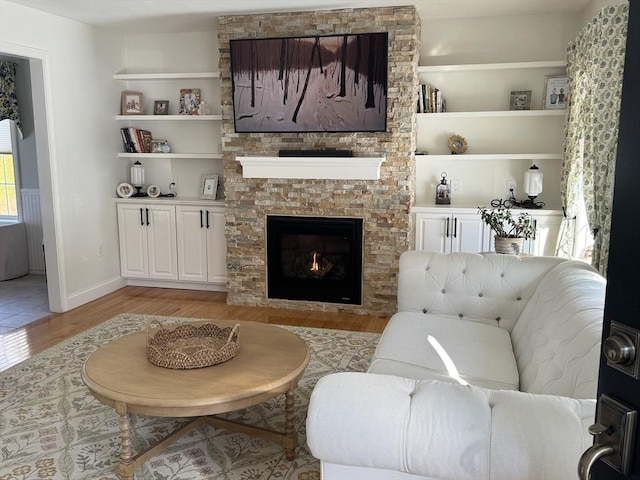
414 207 563 256
415 209 485 253
117 203 178 280
176 205 227 283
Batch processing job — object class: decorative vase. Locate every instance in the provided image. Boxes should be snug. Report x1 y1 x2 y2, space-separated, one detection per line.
494 236 524 255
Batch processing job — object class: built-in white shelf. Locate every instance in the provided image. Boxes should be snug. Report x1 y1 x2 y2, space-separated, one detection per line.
237 156 386 180
117 153 222 159
418 61 566 73
113 72 220 80
418 110 565 118
417 153 562 161
115 115 222 121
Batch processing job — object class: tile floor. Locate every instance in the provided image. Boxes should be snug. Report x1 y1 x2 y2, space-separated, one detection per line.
0 274 50 333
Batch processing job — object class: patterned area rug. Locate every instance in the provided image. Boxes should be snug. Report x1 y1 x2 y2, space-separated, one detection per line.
0 313 379 480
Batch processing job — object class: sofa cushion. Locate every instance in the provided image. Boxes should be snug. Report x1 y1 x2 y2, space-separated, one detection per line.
397 252 567 331
511 260 605 398
369 312 519 390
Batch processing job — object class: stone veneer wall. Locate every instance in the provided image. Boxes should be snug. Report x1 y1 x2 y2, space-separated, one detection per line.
218 6 420 317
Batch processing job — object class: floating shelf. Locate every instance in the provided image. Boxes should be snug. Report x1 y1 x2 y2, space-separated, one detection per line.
417 153 562 161
418 61 566 73
418 110 566 118
115 115 222 121
117 153 222 159
113 72 220 80
237 156 386 180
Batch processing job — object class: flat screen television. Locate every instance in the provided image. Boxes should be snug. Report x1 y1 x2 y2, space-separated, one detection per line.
229 32 388 133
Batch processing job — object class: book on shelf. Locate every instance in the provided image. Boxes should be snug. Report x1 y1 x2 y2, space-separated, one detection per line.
418 83 446 113
120 127 154 153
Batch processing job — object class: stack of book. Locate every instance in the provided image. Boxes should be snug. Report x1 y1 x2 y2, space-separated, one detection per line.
417 84 446 113
120 127 153 153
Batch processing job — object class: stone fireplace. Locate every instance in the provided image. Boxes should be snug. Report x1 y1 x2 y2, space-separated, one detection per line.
218 6 420 316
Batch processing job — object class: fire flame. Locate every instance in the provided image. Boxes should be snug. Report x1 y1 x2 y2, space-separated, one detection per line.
310 252 320 272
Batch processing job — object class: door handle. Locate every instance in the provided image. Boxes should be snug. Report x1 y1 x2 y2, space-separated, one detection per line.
206 210 210 229
145 208 150 226
445 217 450 238
139 208 144 226
578 394 637 478
200 210 204 229
453 217 457 238
578 443 614 480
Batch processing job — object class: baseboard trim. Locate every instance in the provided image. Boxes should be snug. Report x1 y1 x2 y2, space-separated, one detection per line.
64 276 127 312
125 279 227 292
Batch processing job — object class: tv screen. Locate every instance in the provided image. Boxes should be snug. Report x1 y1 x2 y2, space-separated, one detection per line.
230 32 388 133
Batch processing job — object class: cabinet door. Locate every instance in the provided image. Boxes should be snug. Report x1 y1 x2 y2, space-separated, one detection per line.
529 213 563 256
176 206 208 282
450 213 485 253
146 204 178 280
415 213 450 252
206 210 227 283
117 203 148 278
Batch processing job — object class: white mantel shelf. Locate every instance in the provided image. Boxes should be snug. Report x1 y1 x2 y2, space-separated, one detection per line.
236 156 386 180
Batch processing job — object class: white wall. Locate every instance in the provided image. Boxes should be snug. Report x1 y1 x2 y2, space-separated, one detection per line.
415 11 583 209
0 0 126 310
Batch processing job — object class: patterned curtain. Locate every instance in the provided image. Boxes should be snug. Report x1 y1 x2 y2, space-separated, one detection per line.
557 4 628 276
0 61 22 134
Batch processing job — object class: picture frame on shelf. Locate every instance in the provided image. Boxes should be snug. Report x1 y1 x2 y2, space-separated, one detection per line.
200 174 219 200
179 88 201 115
151 139 170 154
542 75 569 109
121 91 143 115
154 100 169 115
509 90 532 110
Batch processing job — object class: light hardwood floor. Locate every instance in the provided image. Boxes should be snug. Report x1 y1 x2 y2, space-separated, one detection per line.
0 286 390 372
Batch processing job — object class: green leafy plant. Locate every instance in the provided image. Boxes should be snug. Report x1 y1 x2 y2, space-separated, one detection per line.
478 206 536 239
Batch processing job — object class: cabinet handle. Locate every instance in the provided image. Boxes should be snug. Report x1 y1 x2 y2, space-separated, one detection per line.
534 219 537 240
206 210 210 229
139 208 144 226
453 218 458 238
445 217 450 238
200 210 204 229
146 208 150 226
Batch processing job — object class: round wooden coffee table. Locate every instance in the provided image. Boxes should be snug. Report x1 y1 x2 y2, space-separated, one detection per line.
81 320 310 480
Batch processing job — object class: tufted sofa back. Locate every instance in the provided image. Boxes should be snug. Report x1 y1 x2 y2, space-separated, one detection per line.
397 251 567 331
511 260 605 398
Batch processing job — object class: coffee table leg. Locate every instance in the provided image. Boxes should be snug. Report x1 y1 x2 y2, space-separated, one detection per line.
283 389 297 460
115 402 134 480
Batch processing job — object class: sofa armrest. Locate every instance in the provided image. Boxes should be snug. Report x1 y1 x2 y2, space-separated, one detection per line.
307 372 595 480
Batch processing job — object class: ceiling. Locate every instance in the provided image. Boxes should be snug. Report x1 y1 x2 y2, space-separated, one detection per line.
5 0 591 33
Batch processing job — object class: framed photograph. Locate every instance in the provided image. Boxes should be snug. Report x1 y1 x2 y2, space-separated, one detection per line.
121 91 143 115
509 90 532 110
151 139 170 154
200 174 219 200
543 75 569 109
179 88 201 115
154 100 169 115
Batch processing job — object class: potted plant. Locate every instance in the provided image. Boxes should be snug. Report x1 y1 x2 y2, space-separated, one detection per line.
478 206 536 254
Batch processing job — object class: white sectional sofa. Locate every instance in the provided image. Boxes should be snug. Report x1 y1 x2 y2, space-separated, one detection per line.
307 251 606 480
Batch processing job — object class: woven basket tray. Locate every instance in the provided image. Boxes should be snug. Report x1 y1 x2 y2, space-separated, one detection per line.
146 320 240 369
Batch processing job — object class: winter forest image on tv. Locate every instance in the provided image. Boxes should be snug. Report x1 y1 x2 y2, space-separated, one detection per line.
230 33 388 133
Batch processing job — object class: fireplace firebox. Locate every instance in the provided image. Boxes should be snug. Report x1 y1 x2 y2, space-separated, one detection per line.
266 216 363 305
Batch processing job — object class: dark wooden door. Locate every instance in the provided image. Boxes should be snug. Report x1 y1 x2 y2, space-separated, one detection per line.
590 1 640 478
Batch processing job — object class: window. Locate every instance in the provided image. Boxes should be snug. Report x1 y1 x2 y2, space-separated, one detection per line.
0 120 18 218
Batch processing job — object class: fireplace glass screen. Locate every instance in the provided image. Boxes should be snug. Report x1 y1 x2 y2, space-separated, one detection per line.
267 216 363 305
